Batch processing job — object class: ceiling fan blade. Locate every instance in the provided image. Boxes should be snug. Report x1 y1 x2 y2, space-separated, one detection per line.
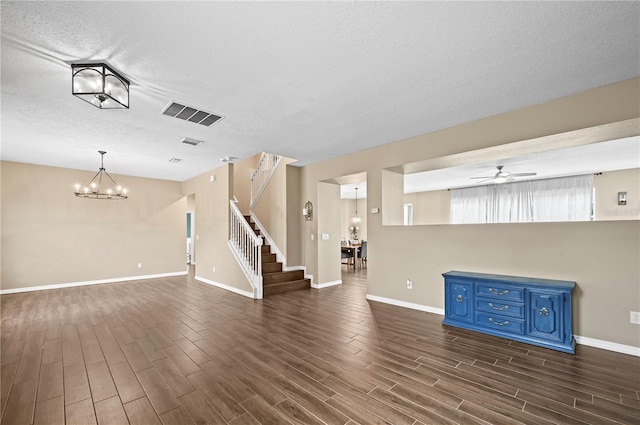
473 178 494 184
470 176 494 179
511 172 537 177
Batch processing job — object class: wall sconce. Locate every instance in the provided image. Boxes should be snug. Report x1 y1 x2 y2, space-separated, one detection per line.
303 201 313 221
618 192 627 206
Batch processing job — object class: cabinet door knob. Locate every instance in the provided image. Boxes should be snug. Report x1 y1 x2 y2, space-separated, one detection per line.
455 295 464 302
539 307 550 317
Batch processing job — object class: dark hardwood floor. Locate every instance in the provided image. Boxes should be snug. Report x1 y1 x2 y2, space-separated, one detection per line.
1 266 639 424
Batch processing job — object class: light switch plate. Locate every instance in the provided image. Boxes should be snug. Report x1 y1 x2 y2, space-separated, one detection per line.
371 207 379 214
321 233 330 240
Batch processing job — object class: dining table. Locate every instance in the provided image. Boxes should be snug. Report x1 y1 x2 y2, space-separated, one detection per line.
341 244 361 269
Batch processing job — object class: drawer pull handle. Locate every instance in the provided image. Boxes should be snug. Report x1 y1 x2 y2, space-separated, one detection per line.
455 295 464 302
489 288 509 295
539 307 550 317
489 318 509 326
488 303 509 311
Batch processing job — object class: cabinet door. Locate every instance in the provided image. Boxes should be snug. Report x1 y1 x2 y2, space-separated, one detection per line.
527 291 564 342
446 281 473 323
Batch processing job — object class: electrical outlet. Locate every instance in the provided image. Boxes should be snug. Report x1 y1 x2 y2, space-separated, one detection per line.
631 311 640 325
137 262 142 269
212 266 216 272
406 279 413 289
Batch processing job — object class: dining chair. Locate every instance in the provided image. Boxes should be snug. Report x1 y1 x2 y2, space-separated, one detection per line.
341 247 354 267
357 241 367 268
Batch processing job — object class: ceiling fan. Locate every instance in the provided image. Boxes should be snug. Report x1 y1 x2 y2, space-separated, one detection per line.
470 165 537 184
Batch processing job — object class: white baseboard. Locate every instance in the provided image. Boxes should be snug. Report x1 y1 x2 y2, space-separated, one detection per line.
575 335 640 357
305 272 314 285
311 280 342 289
366 294 445 315
0 271 188 295
365 294 639 357
194 275 255 299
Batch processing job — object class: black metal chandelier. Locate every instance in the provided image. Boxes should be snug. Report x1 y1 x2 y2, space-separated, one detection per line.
72 63 129 109
74 151 128 199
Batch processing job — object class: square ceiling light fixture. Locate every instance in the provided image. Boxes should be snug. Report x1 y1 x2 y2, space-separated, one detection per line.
72 63 129 109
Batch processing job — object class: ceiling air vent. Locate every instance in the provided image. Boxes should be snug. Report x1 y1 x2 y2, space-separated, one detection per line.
169 158 183 163
181 137 204 147
161 102 223 127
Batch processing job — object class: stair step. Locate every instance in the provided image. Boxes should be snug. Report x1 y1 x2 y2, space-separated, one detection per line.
262 261 282 274
262 253 276 263
263 279 311 296
241 213 307 295
263 269 305 285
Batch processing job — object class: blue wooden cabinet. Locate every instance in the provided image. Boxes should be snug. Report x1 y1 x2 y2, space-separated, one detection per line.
443 271 575 354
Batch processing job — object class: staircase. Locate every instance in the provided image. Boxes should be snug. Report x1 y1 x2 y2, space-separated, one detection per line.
244 215 310 296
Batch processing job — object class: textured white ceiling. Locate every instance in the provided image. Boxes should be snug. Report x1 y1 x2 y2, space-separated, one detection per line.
1 2 639 181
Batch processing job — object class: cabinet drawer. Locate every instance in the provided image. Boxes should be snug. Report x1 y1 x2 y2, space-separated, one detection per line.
475 313 525 335
476 283 524 302
475 298 525 319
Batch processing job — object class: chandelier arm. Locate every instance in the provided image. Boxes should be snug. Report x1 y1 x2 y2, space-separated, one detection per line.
103 171 121 189
86 170 103 189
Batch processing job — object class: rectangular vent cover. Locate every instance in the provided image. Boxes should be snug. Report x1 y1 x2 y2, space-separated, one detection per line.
162 102 223 127
181 137 204 147
169 158 183 163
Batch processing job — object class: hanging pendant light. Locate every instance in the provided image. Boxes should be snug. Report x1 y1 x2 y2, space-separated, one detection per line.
74 151 128 199
351 187 361 224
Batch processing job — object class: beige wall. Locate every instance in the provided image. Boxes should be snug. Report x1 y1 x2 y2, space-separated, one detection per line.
286 165 302 266
182 164 252 293
299 77 640 348
595 168 640 221
317 182 341 284
382 169 404 225
252 159 289 258
233 153 261 213
1 161 187 291
404 190 451 225
340 198 368 241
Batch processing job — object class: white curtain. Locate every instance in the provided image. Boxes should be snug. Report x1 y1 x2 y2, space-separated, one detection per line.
531 175 593 222
451 174 593 224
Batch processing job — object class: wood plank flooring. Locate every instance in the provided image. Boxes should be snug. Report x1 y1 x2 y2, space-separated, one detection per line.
1 267 639 424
